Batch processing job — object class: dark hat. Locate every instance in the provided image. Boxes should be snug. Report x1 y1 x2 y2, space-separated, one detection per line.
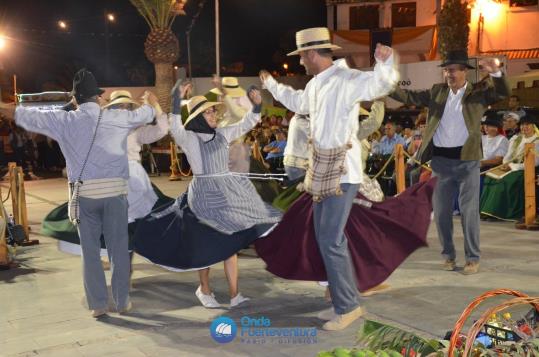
482 109 503 128
402 117 414 129
440 50 475 69
519 107 539 125
71 69 104 101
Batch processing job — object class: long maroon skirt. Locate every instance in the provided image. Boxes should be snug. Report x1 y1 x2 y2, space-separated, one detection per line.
255 178 436 291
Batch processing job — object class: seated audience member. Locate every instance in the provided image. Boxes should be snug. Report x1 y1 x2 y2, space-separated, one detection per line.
480 109 539 221
481 110 509 171
503 111 520 140
372 121 406 155
263 129 287 173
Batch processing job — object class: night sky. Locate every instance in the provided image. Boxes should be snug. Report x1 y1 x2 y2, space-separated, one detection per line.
0 0 327 93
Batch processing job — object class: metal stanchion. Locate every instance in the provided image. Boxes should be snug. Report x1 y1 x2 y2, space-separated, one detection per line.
169 142 182 181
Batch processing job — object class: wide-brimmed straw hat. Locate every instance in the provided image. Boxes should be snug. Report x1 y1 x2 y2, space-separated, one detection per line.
103 90 139 108
287 27 341 56
209 77 246 98
185 96 226 126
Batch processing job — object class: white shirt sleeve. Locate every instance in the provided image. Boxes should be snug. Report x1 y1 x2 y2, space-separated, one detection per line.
134 113 169 145
345 54 399 105
111 104 156 129
15 106 67 141
263 76 309 114
217 111 261 143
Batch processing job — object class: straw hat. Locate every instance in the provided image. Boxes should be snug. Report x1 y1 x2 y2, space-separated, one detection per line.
210 77 246 98
185 96 226 126
104 90 139 108
287 27 341 56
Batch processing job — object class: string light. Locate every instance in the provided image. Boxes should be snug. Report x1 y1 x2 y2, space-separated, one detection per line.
58 20 68 29
107 13 115 22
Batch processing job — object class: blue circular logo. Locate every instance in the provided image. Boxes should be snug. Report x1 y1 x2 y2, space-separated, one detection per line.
210 316 237 344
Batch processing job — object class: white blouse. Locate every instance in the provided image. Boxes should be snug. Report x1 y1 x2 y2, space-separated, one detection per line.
503 134 539 171
481 134 509 161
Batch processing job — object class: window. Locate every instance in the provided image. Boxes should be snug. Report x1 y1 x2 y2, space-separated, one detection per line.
392 2 416 28
350 5 380 30
510 0 538 6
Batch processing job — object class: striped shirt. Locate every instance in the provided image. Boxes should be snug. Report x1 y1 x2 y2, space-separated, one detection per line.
15 102 155 182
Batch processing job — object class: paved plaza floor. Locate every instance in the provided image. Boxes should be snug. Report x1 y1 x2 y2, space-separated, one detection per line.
1 177 538 357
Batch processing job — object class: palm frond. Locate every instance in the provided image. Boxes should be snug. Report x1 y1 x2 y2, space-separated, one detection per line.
358 320 443 357
129 0 176 29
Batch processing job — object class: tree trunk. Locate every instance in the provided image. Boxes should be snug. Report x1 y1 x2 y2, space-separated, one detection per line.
154 62 173 113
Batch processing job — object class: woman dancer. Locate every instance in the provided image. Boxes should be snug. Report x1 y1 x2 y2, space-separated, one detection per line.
133 85 281 308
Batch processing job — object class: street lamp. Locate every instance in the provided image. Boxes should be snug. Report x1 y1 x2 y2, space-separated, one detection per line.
104 11 116 84
58 20 68 30
0 35 5 50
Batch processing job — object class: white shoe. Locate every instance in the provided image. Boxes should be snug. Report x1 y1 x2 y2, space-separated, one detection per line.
230 292 250 308
195 286 221 308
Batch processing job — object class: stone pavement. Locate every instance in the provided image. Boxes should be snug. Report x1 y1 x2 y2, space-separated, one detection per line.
1 177 538 357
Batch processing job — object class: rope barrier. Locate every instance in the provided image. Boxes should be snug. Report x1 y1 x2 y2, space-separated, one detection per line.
372 152 395 180
402 150 432 172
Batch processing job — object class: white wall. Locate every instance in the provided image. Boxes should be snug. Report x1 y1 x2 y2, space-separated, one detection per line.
469 6 539 53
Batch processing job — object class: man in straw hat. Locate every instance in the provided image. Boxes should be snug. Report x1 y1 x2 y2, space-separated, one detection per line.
260 27 399 331
10 69 160 317
389 50 511 275
209 76 254 173
104 90 170 223
209 76 252 128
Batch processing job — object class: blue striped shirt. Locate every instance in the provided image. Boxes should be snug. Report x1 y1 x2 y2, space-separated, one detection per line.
15 102 155 181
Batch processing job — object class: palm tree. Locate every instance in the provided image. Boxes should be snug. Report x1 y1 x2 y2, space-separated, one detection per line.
438 0 470 60
129 0 186 111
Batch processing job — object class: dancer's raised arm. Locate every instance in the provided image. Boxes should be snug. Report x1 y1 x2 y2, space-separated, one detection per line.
218 87 263 143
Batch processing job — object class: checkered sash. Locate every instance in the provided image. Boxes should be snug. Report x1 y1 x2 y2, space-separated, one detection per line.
300 143 349 202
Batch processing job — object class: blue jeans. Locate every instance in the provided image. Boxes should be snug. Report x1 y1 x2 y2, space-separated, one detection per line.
313 183 360 314
284 166 306 181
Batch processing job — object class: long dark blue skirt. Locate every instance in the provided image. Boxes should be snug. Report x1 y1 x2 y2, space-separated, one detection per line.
133 193 274 270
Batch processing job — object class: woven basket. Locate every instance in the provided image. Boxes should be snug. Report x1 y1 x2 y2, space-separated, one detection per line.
448 289 539 357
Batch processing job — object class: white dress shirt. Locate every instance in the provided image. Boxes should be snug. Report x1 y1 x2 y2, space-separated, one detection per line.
284 114 310 160
263 56 398 183
127 113 169 161
433 83 469 147
218 95 253 128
